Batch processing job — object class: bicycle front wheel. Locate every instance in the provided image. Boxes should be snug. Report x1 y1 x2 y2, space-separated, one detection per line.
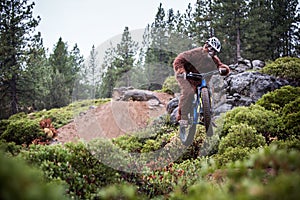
201 87 213 136
179 113 196 146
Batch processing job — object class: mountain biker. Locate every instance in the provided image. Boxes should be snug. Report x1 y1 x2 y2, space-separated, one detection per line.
173 37 230 126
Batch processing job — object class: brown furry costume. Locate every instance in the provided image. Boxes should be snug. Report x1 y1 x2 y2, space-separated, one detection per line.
173 45 230 121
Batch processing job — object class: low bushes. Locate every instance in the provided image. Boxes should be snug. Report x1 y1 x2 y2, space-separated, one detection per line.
257 86 300 139
0 150 68 200
221 104 283 141
0 117 43 145
21 142 120 199
161 75 180 94
260 56 300 85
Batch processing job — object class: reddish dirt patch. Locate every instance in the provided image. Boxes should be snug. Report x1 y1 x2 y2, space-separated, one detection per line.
56 92 173 144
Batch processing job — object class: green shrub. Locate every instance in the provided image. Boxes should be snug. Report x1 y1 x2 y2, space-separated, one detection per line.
256 85 300 113
170 144 300 200
222 104 284 141
22 142 120 199
113 135 143 153
138 159 203 198
93 183 145 200
161 76 180 95
271 136 300 151
0 139 22 156
0 118 43 145
0 151 68 200
281 97 300 138
219 124 266 154
214 124 265 166
214 147 255 167
260 56 300 83
0 119 10 137
256 86 300 139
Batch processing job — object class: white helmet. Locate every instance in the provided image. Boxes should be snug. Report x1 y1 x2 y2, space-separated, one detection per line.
206 37 221 52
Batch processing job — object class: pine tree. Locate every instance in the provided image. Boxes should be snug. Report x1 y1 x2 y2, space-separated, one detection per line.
23 33 52 110
0 0 40 118
88 45 99 98
144 3 174 86
270 0 299 58
69 43 85 100
48 38 81 107
243 0 273 60
99 44 116 98
212 0 248 63
114 27 138 87
190 0 214 44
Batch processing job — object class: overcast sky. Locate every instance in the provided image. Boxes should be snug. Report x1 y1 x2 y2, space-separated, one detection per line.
32 0 192 58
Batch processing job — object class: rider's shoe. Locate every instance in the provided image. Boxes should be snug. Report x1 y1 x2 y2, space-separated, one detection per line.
179 120 189 128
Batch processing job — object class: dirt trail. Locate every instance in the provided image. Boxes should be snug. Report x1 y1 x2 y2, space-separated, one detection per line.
56 92 173 143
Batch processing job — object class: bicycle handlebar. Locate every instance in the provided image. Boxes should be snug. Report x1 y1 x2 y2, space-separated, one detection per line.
177 70 219 80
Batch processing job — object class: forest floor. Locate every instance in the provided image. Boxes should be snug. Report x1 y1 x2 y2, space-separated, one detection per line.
56 92 174 144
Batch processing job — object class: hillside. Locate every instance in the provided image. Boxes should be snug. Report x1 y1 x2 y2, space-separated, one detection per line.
56 92 173 144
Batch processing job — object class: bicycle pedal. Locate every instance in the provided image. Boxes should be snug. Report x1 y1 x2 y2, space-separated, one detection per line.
212 121 217 127
179 120 189 128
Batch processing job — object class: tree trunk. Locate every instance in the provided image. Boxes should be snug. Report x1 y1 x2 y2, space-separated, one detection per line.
236 27 241 60
10 74 18 115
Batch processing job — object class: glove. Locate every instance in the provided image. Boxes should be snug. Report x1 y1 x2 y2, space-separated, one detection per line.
218 65 230 76
176 72 187 79
219 68 227 75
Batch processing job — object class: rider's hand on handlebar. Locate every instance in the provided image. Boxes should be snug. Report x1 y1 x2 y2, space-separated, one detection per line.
177 71 187 79
218 64 230 76
219 67 228 76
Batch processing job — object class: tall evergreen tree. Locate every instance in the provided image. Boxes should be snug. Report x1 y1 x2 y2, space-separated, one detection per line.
88 45 100 98
270 0 299 58
48 38 81 108
114 26 138 87
190 0 214 44
99 27 138 97
243 0 273 60
99 45 116 98
144 3 174 86
0 0 40 118
212 0 248 62
70 43 85 101
23 33 52 110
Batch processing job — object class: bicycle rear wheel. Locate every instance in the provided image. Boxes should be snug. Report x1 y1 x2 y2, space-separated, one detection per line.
179 113 196 146
201 87 213 136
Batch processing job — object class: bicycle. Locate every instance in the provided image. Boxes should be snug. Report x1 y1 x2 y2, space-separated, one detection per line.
177 70 222 146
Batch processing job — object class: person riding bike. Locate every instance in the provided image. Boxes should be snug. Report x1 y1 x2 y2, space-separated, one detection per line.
173 37 230 126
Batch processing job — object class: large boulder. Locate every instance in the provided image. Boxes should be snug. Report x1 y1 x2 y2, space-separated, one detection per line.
121 89 161 103
225 71 289 107
113 87 161 104
229 58 265 74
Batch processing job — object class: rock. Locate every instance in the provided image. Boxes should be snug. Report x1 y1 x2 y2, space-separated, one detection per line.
112 86 134 100
252 60 265 70
166 97 179 114
147 98 161 108
214 103 233 115
121 89 161 103
170 107 179 124
225 71 289 107
113 87 161 103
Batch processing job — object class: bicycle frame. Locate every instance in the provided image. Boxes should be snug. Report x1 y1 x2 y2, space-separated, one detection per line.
192 79 208 125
